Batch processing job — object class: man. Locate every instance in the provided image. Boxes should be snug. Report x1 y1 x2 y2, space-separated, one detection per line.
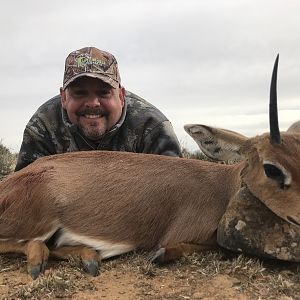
15 47 181 171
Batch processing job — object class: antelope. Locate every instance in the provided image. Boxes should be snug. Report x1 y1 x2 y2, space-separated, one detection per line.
0 56 300 280
287 120 300 133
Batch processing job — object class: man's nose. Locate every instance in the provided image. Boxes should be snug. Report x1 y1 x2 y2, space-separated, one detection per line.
85 94 101 107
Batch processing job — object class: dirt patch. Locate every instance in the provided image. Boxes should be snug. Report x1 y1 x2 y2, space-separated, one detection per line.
0 250 299 299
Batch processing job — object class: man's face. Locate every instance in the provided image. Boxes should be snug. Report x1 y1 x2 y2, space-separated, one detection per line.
60 77 125 140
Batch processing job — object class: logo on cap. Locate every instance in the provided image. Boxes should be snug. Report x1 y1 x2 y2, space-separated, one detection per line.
75 56 106 68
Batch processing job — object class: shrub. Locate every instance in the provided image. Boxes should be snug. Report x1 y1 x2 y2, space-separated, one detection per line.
0 141 17 178
182 148 210 160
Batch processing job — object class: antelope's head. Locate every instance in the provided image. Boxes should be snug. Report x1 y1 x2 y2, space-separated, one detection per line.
185 55 300 228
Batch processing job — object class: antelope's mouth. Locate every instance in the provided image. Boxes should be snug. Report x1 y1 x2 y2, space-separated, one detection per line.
287 216 300 228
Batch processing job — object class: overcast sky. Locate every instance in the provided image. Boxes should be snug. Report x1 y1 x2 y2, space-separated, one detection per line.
1 0 300 152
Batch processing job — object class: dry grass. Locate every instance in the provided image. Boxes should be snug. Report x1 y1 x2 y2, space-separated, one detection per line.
182 148 212 161
1 250 299 299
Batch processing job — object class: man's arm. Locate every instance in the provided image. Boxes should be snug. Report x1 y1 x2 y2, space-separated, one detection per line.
15 123 55 171
141 121 182 157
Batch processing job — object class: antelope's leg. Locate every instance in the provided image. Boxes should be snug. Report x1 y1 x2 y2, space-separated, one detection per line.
0 240 28 254
151 235 218 263
25 241 49 279
50 246 100 276
0 240 49 279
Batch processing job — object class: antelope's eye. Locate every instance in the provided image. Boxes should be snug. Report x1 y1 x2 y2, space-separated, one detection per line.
263 163 286 188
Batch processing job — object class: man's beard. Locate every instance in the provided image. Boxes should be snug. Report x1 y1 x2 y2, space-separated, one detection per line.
78 122 107 140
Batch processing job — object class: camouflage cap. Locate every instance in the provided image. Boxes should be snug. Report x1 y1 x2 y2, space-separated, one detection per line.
63 47 121 89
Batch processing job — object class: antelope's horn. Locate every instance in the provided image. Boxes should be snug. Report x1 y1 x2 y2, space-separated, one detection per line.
269 54 281 144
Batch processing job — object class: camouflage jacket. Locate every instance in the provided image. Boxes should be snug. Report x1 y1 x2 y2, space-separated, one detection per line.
15 91 182 171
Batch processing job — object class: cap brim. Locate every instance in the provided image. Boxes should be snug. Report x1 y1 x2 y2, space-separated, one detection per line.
63 72 119 89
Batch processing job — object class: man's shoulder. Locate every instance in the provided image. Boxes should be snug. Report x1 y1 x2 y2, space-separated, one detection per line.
27 95 63 131
125 90 168 121
35 95 61 115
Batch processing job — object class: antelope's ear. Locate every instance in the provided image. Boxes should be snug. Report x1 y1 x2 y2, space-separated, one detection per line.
184 124 248 161
287 121 300 134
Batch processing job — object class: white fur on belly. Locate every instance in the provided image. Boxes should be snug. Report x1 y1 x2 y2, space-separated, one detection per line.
55 228 135 259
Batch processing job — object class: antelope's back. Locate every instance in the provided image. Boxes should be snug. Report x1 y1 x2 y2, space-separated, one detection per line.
2 151 240 247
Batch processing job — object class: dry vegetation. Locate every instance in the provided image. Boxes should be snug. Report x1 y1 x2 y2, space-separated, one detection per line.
0 251 299 299
0 142 299 299
0 141 17 179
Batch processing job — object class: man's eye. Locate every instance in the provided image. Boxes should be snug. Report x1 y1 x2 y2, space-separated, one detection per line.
97 90 111 97
73 90 87 96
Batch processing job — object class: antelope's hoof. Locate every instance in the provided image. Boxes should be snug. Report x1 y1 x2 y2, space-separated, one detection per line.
150 247 166 263
82 259 99 276
28 261 47 280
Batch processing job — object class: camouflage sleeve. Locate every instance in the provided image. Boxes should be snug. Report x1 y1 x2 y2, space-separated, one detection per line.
15 123 56 171
141 121 182 157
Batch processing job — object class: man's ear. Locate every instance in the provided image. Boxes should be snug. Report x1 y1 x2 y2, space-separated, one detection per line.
60 87 67 109
119 86 126 107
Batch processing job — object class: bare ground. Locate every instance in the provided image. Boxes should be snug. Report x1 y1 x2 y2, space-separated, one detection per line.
0 250 299 300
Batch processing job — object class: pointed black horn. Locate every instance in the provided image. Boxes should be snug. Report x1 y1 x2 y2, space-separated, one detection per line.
269 54 281 144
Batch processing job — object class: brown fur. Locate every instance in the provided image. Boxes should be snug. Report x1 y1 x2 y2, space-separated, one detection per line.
241 133 300 222
0 151 242 249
